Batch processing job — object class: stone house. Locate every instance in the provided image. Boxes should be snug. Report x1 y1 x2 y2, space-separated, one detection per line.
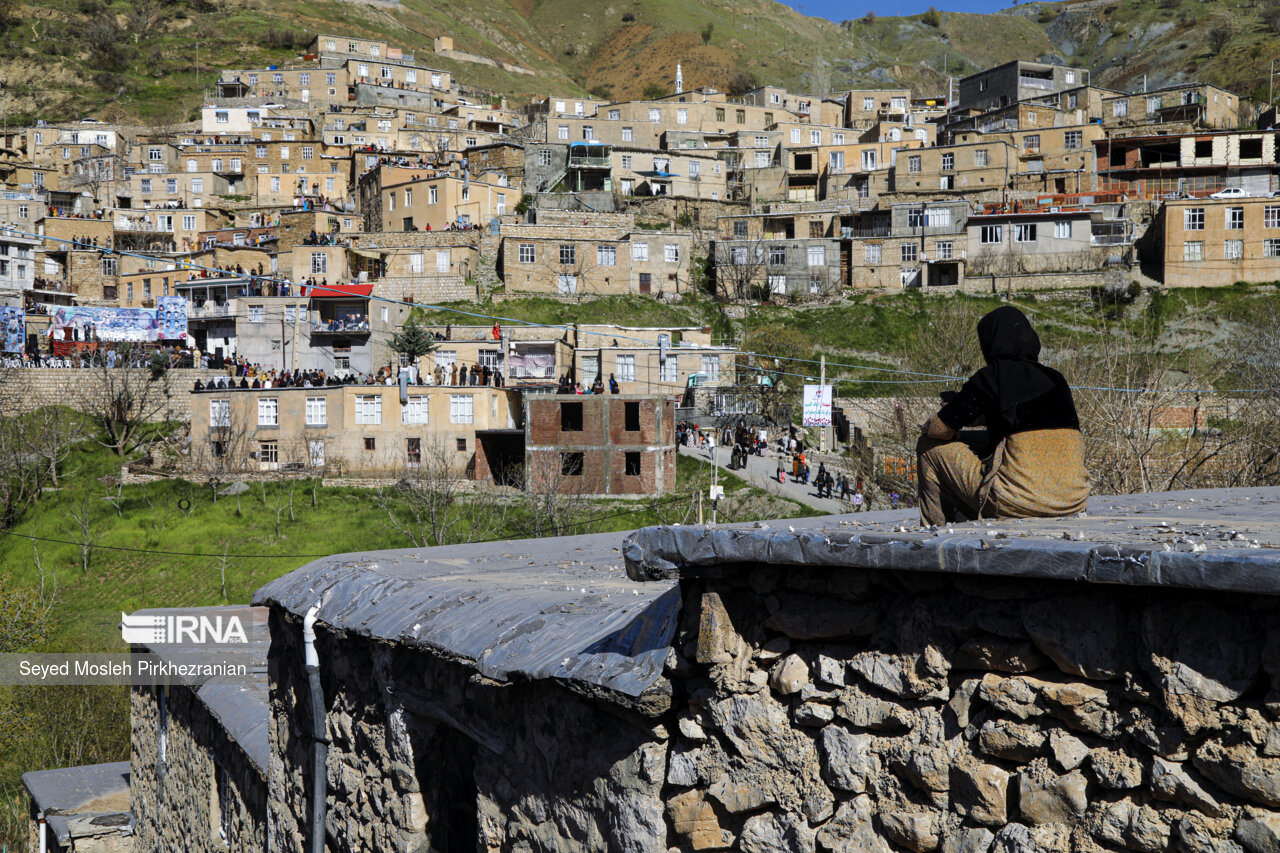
524 393 676 496
189 383 521 477
841 89 915 129
957 60 1088 114
22 762 132 852
363 168 511 232
849 201 970 289
571 339 739 397
891 141 1016 200
951 124 1103 196
965 208 1108 276
1101 83 1241 132
1154 197 1280 287
1096 130 1280 199
498 222 694 297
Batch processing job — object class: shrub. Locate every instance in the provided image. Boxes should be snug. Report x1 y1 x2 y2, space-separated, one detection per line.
622 11 635 22
642 81 667 100
1038 6 1056 23
921 6 941 27
701 21 714 43
1207 24 1232 53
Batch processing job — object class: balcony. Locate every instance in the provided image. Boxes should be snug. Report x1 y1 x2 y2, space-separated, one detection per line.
568 155 612 168
312 317 370 334
1019 76 1055 90
188 302 235 319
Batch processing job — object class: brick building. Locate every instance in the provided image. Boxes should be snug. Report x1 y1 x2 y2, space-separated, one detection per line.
524 394 676 496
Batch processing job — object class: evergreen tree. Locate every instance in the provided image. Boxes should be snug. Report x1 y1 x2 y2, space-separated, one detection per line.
389 319 437 363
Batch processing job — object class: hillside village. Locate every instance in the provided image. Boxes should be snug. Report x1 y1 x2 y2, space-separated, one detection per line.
16 23 1280 853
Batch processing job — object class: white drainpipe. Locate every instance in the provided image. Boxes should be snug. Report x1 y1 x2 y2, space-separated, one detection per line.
37 811 46 853
303 604 327 853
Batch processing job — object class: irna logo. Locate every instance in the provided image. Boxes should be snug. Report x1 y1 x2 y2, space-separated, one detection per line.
121 610 250 645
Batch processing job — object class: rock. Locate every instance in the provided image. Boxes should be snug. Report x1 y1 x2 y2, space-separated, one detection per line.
679 717 708 742
708 776 774 814
1028 824 1070 853
950 678 983 728
766 593 879 639
1038 681 1117 737
1235 814 1280 853
881 811 941 852
1092 801 1172 853
1173 817 1246 853
667 747 701 787
817 655 847 687
757 636 792 661
800 683 840 702
1018 768 1088 825
1195 738 1280 808
748 670 768 687
771 654 811 695
942 828 996 853
977 720 1047 763
836 690 914 732
697 592 745 665
667 789 731 850
818 726 879 793
815 795 892 853
849 649 949 701
795 702 835 726
1151 757 1223 817
957 636 1051 674
992 823 1042 853
387 761 416 791
1143 602 1260 731
1023 597 1126 680
1049 731 1089 772
1264 727 1280 758
740 811 816 853
218 480 249 495
951 762 1011 826
1091 747 1144 789
978 674 1044 721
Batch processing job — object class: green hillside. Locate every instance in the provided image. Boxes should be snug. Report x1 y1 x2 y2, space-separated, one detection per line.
12 0 1269 126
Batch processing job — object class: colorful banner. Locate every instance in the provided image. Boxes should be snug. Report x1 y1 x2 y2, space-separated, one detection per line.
0 306 24 354
802 384 833 427
48 303 188 343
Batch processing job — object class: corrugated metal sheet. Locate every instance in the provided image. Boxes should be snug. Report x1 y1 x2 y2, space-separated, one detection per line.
252 531 682 698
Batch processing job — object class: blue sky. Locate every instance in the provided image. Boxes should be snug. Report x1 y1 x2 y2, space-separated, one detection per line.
780 0 1019 19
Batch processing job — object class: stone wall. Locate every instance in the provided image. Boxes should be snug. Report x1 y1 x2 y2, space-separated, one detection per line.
958 270 1112 295
658 564 1280 853
130 685 267 853
1 367 207 420
265 609 668 853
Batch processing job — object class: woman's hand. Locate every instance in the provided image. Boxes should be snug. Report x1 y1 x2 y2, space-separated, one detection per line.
921 414 956 441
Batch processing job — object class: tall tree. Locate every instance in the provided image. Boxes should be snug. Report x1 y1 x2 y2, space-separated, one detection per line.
389 318 437 364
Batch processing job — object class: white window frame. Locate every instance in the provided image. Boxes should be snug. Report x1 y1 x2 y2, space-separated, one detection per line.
449 394 474 424
402 396 430 424
306 396 327 426
355 395 383 425
258 397 278 426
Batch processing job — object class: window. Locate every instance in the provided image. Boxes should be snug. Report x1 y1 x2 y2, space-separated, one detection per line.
560 402 583 431
1266 239 1280 257
625 451 642 476
701 355 720 383
363 437 376 452
660 355 677 382
559 244 576 265
306 396 327 426
621 126 634 142
677 108 688 125
1113 100 1129 117
863 97 875 110
689 161 700 179
302 146 314 160
980 224 1003 244
769 245 786 265
1064 131 1082 150
210 399 230 428
833 132 845 145
830 151 844 171
617 354 636 382
1065 69 1077 85
558 274 578 294
402 396 429 424
325 177 335 193
355 395 382 425
597 245 617 266
560 452 584 476
248 304 265 323
258 397 278 426
632 242 649 262
622 403 642 435
311 252 327 274
890 96 906 111
1225 239 1244 259
538 149 552 166
649 108 662 123
558 125 569 140
941 153 954 170
101 257 117 276
380 66 392 80
182 214 196 231
192 178 204 193
974 149 989 166
862 149 877 170
1266 206 1280 229
811 129 821 145
937 241 953 260
450 395 473 424
1184 241 1204 262
326 73 336 85
428 186 437 204
517 243 535 264
1227 207 1245 230
357 63 369 77
1184 208 1205 231
807 245 826 266
901 244 918 263
771 276 789 298
791 128 802 144
1054 221 1073 240
908 155 921 173
270 177 281 192
582 126 593 140
431 73 442 88
141 178 152 194
1014 223 1037 243
436 251 450 273
620 155 633 169
865 244 882 264
664 243 680 263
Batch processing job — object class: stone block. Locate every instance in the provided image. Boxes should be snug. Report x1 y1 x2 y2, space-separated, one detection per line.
740 811 817 853
942 828 996 853
1195 738 1280 808
1090 747 1144 789
667 789 731 850
1017 768 1087 826
952 761 1011 827
1092 801 1172 853
1023 597 1126 680
771 654 810 695
1049 732 1089 772
1151 757 1222 817
814 795 892 853
880 810 941 852
1235 814 1280 853
956 637 1050 674
818 725 878 793
977 720 1047 763
696 592 744 665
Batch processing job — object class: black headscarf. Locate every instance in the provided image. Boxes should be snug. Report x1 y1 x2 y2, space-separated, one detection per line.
971 306 1057 426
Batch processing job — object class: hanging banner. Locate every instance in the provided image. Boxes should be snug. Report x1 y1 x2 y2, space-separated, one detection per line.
802 384 833 427
48 303 188 343
0 306 24 354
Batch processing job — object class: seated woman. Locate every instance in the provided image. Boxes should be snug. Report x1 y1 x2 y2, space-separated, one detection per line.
917 306 1088 526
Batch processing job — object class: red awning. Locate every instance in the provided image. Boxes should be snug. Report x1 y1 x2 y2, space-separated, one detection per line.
303 282 374 298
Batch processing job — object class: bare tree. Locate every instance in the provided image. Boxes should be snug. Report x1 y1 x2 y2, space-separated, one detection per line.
713 239 767 302
376 436 503 547
807 53 833 98
86 344 173 457
66 492 101 575
517 452 594 538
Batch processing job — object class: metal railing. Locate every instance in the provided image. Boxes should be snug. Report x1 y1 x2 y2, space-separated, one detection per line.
1019 76 1055 90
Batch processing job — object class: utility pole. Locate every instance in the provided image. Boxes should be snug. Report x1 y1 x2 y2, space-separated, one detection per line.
819 354 826 453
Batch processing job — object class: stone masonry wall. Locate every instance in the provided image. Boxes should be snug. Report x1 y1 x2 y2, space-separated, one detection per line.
265 608 668 853
1 367 207 420
660 565 1280 853
130 685 267 853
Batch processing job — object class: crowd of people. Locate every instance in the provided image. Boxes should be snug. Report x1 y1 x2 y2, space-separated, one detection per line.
555 372 621 394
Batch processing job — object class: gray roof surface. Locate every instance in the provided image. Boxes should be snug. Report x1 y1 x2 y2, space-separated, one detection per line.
251 515 882 699
624 487 1280 594
21 761 130 814
133 606 270 775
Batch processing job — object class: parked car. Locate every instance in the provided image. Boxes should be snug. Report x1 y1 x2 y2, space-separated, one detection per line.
1210 187 1253 199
